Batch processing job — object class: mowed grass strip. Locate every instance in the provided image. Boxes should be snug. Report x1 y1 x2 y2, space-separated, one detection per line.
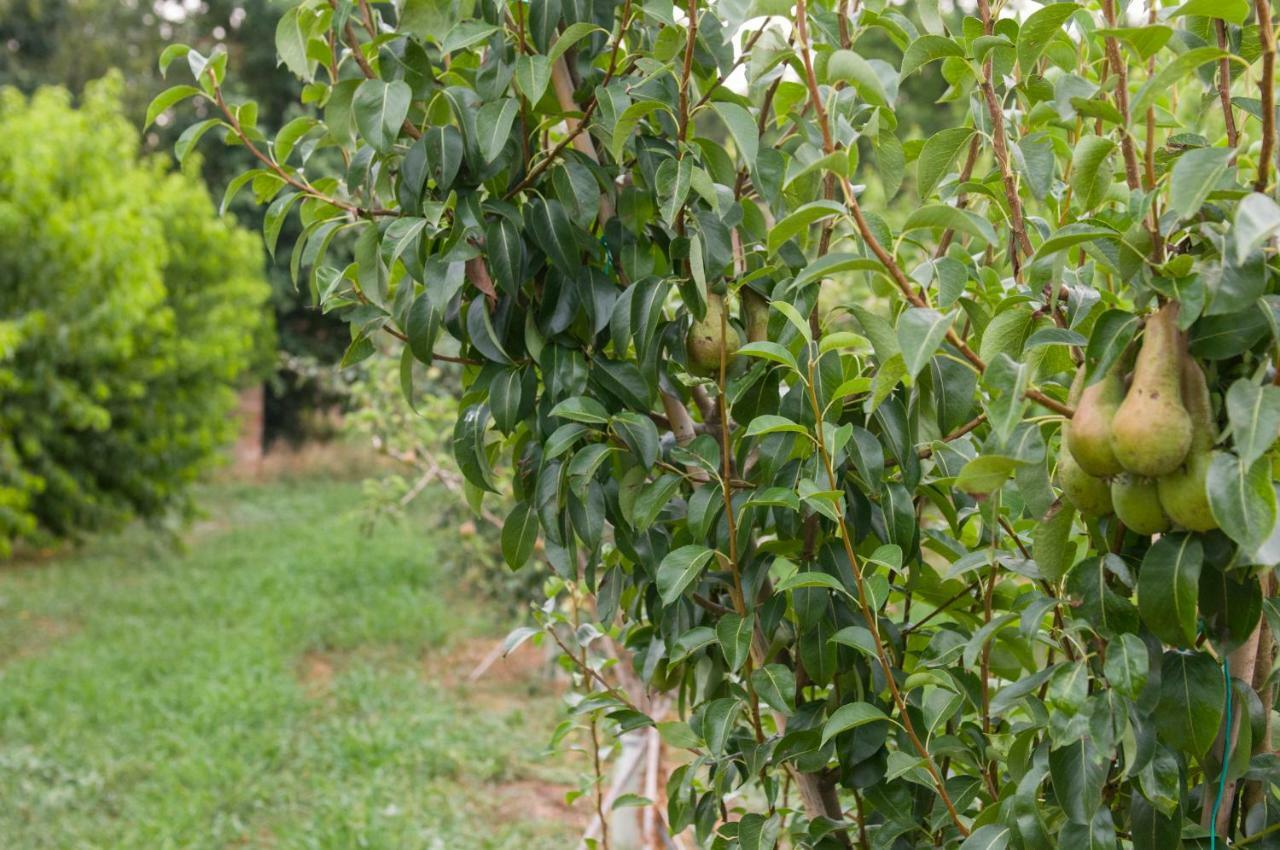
0 480 580 850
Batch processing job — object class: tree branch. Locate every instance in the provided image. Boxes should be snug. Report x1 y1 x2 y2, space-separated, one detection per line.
1257 0 1277 191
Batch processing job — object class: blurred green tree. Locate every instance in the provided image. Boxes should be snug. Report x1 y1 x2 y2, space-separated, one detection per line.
0 77 272 554
0 0 350 446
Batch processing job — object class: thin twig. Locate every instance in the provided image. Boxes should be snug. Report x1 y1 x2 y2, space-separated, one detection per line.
975 0 1033 271
1257 0 1277 191
1216 20 1240 148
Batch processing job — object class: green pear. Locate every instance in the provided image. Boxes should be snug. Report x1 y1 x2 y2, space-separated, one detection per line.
1111 473 1170 535
1110 302 1192 477
1058 450 1113 517
1065 362 1125 477
742 288 770 343
1158 355 1219 531
686 293 742 377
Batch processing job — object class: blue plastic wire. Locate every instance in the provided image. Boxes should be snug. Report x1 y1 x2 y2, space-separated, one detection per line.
1211 656 1232 850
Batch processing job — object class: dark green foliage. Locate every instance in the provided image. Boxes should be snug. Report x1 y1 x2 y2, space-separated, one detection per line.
165 1 1280 846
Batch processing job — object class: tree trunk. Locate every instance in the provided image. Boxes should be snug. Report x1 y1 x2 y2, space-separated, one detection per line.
790 769 853 849
1202 624 1263 835
1245 574 1275 817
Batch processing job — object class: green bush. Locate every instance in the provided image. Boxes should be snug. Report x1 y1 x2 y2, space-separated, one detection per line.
0 76 272 554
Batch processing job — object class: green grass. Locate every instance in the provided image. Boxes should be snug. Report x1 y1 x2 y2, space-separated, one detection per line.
0 479 579 850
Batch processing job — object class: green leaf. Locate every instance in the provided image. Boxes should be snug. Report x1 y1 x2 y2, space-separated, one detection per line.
1132 47 1235 117
1016 133 1056 200
174 119 224 166
1170 0 1249 24
896 308 954 380
1155 650 1225 757
750 665 796 714
1032 224 1118 262
672 627 717 663
657 545 717 605
900 34 964 77
738 813 781 850
353 79 412 153
958 824 1012 850
716 612 753 672
515 54 553 103
477 98 520 162
1070 136 1117 211
405 294 441 363
657 720 700 749
145 85 201 129
1169 147 1233 219
275 6 313 80
774 571 853 597
610 100 671 164
612 412 660 468
656 156 693 226
744 415 809 438
1017 3 1079 72
501 502 539 569
158 43 191 76
1032 502 1076 582
826 49 888 106
902 204 997 245
484 217 525 297
820 702 889 746
830 625 878 658
956 456 1020 495
1234 193 1280 263
274 115 318 165
452 404 498 492
544 422 590 459
737 341 799 373
1130 792 1181 850
263 192 303 259
441 20 499 53
489 367 526 433
1137 533 1202 648
1097 26 1173 61
1104 632 1150 698
710 101 759 167
1226 380 1280 468
548 22 604 62
1049 736 1106 823
1084 309 1140 379
1208 451 1278 555
701 697 740 755
611 793 652 810
550 397 612 424
790 254 884 291
465 298 513 364
768 200 845 254
916 127 974 199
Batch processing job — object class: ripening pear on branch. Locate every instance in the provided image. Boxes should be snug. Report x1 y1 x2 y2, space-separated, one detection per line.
741 287 770 344
1065 361 1126 477
1111 473 1171 535
1110 301 1193 477
1158 354 1220 531
1057 449 1113 518
685 292 741 378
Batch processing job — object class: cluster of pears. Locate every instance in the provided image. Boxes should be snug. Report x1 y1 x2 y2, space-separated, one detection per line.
1057 302 1218 534
685 289 770 377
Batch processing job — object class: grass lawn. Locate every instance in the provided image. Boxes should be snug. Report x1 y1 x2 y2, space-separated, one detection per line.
0 478 582 850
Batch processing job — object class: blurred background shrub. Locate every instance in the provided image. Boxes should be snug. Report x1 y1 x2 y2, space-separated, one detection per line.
0 77 272 553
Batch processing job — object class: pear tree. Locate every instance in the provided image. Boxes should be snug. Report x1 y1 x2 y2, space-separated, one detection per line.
159 0 1280 846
